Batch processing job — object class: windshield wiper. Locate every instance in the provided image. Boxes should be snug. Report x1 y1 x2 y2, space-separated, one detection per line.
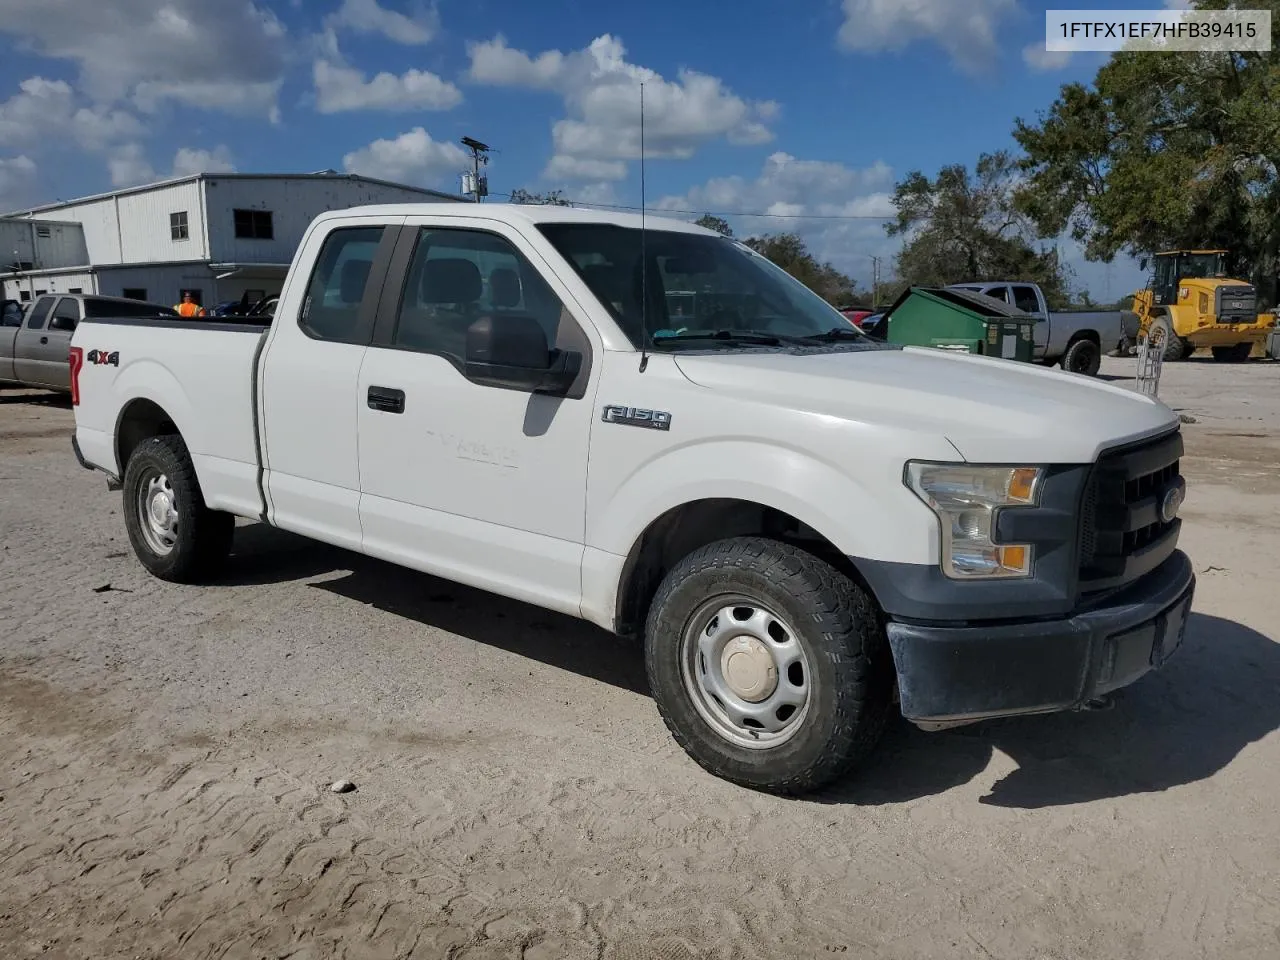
800 326 867 343
651 329 809 348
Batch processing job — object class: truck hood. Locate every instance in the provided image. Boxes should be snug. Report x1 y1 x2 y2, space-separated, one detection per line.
673 345 1178 464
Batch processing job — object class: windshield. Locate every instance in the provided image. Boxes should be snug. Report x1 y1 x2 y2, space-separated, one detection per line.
1178 253 1226 279
536 223 864 350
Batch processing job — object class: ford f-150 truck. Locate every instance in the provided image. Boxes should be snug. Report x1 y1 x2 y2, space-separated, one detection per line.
69 205 1195 794
946 281 1124 376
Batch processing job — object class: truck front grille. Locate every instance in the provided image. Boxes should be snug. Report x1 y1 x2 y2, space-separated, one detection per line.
1078 430 1183 592
1216 285 1257 320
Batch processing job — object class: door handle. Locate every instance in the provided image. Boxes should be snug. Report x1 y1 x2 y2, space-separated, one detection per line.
367 385 406 414
39 336 48 344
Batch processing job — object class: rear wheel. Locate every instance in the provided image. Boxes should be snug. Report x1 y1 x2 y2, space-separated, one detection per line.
1061 338 1102 376
644 537 893 795
122 435 234 583
1211 342 1252 363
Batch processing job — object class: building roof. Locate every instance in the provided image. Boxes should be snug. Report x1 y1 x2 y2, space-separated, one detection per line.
1 171 465 219
311 202 716 235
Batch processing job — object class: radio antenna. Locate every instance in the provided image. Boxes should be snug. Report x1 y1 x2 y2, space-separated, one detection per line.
638 80 649 373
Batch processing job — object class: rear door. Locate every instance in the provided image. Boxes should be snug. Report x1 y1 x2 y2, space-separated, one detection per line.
12 296 63 387
1009 284 1048 356
259 217 402 552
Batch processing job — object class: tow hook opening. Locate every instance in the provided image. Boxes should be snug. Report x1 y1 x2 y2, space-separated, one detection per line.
1081 695 1114 712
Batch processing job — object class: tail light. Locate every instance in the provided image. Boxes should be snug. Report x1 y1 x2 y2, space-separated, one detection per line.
69 346 83 406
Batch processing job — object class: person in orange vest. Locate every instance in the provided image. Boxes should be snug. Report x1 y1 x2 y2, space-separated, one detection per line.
174 291 206 318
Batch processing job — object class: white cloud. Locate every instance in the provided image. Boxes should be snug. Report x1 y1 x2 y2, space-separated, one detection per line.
1164 0 1194 9
467 34 777 176
313 58 461 113
172 145 236 177
1022 43 1073 71
0 0 288 119
655 152 900 287
342 127 468 186
543 155 627 182
325 0 438 45
0 155 39 209
109 143 237 187
0 77 142 152
838 0 1018 74
108 144 156 188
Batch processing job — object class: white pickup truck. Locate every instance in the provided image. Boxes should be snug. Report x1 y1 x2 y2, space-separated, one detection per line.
69 204 1195 794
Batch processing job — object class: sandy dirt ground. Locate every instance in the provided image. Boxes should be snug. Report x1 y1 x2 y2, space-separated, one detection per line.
1 354 1278 960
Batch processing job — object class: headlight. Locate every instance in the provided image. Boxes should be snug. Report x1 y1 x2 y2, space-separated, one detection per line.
906 463 1043 580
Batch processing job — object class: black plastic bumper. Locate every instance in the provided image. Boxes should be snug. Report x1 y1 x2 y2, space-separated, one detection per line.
887 550 1196 723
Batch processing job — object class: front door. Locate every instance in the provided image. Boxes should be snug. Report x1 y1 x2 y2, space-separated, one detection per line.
14 295 77 388
356 217 600 616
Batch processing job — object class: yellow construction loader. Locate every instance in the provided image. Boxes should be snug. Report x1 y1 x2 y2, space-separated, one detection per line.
1132 250 1275 361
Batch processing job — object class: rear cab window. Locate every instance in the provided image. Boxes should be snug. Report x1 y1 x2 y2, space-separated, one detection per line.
299 226 387 343
24 296 55 329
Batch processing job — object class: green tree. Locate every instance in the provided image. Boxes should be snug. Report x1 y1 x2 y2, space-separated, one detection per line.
509 188 571 206
743 232 867 306
1012 0 1280 301
886 151 1076 307
694 214 734 237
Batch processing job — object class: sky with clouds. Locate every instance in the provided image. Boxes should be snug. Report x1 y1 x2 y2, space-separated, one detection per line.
0 0 1193 298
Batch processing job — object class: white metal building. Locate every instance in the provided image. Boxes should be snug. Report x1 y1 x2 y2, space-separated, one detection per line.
1 172 462 308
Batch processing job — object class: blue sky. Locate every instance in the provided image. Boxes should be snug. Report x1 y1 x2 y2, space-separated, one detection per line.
0 0 1185 299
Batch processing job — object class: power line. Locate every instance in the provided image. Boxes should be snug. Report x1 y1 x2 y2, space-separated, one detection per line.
491 192 895 221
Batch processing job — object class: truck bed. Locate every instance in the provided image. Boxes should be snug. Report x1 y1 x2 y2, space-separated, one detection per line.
72 316 269 520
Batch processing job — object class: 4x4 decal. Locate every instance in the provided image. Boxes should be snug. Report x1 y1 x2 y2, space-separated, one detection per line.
85 349 120 367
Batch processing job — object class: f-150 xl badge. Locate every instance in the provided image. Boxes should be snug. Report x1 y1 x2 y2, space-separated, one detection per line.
602 405 672 431
86 349 120 367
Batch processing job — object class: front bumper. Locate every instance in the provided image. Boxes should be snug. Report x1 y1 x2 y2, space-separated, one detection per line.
887 550 1195 723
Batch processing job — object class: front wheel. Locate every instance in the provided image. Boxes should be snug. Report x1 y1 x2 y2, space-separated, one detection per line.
122 435 234 583
644 538 893 795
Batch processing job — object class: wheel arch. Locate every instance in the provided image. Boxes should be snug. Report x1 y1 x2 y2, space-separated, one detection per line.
612 497 873 639
115 397 183 476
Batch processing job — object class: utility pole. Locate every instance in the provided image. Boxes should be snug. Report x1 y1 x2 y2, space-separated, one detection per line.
460 136 490 203
870 256 882 308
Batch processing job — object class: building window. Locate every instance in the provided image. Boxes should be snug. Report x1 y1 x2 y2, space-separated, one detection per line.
122 288 147 301
35 225 51 238
19 291 30 302
170 211 189 242
233 208 274 240
69 287 83 294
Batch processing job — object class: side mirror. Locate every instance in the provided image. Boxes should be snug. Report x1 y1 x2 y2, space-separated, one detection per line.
465 314 581 396
49 315 77 332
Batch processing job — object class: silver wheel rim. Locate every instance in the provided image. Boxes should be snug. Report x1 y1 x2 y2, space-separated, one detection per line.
679 595 812 750
137 470 179 556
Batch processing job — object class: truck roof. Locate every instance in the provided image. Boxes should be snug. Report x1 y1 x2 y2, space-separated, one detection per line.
315 202 718 236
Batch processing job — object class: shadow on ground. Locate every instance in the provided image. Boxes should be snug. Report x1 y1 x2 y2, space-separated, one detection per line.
217 524 1280 808
0 390 71 407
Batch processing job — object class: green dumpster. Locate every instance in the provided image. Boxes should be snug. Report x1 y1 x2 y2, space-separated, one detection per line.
880 286 1036 362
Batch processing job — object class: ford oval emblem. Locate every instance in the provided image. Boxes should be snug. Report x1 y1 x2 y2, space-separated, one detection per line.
1160 484 1184 524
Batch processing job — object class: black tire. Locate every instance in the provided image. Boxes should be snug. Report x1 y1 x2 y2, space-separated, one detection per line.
1161 327 1187 362
644 537 893 795
1060 338 1102 376
1211 343 1252 363
122 434 234 583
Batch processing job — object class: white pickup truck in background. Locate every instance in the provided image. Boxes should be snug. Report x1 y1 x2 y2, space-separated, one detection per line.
69 204 1195 794
946 281 1125 376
